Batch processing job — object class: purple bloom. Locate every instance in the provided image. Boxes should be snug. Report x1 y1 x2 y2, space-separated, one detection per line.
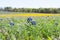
31 21 36 25
27 17 32 23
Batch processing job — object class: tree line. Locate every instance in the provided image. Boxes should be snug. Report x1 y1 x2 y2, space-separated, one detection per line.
0 7 60 13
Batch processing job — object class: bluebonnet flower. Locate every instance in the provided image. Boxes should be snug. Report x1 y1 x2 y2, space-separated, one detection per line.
31 21 36 25
9 22 14 26
27 17 32 23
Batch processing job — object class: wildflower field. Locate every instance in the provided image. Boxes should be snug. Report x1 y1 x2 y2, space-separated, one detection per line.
0 16 60 40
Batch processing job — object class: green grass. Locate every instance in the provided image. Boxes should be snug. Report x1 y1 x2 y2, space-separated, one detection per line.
0 16 60 40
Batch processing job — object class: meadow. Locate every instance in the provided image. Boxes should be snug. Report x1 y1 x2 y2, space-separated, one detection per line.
0 16 60 40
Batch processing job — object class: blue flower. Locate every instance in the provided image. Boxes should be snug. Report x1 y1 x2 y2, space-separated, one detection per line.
31 21 36 25
27 17 32 23
9 22 14 26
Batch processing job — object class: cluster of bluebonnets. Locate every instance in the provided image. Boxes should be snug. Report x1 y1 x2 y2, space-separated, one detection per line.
0 16 60 40
27 17 36 25
9 17 36 27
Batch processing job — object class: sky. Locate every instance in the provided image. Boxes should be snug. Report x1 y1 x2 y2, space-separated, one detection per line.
0 0 60 8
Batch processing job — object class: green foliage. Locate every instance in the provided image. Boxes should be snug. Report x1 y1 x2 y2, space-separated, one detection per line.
0 16 60 40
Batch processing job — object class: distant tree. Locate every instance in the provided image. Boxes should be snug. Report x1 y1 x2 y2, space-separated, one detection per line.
2 7 60 13
38 8 44 13
43 8 50 13
52 8 58 13
32 8 38 13
20 8 25 12
25 8 32 13
13 8 18 12
57 8 60 13
48 8 53 13
17 8 21 12
4 7 12 12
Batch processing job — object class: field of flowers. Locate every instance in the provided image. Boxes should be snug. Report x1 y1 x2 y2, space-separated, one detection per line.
0 16 60 40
